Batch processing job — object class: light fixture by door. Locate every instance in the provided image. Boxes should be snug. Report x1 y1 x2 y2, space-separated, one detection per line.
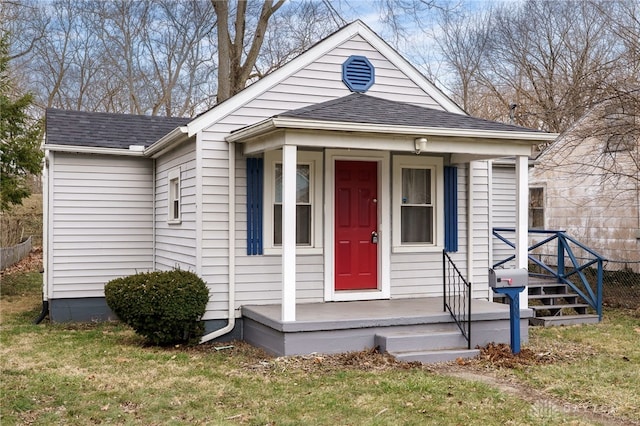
414 137 427 154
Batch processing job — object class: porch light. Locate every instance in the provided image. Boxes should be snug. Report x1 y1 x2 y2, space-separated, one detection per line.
414 137 428 154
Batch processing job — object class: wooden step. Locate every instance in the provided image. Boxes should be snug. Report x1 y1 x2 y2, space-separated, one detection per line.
529 314 600 327
529 303 591 316
529 294 579 305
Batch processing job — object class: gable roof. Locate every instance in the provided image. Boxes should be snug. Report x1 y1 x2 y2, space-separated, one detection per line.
45 108 189 150
278 93 545 134
186 20 465 137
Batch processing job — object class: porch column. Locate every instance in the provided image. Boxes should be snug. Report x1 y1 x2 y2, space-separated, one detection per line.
282 144 297 321
515 155 529 308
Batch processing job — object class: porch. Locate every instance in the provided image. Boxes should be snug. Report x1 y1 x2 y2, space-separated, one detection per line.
242 297 532 363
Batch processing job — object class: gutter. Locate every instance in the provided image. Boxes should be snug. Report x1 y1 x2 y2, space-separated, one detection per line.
226 117 560 144
44 144 145 156
144 126 190 158
200 141 236 343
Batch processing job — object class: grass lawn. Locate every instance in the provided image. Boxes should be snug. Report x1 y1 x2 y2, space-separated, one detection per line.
1 264 638 425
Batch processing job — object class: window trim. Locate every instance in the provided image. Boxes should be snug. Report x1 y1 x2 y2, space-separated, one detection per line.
167 167 181 224
392 155 444 252
263 150 323 255
528 185 545 229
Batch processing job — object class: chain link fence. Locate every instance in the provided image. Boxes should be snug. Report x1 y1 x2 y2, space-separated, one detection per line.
601 260 640 310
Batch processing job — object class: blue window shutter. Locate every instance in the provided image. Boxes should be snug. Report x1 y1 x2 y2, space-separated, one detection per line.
444 166 458 252
246 158 263 255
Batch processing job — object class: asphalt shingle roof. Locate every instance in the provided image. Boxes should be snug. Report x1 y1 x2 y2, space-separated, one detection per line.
45 108 190 149
278 93 544 133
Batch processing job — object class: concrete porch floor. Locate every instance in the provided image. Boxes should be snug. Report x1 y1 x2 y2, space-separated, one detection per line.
242 297 533 359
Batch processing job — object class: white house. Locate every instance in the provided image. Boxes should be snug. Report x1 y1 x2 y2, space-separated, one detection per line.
42 21 556 361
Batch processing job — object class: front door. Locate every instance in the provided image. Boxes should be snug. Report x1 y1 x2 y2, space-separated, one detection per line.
334 160 378 290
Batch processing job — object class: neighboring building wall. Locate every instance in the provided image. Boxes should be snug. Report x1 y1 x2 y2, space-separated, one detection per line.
154 139 198 271
531 134 640 271
198 34 449 320
48 152 154 312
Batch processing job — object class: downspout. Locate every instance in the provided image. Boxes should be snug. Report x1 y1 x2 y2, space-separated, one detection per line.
35 149 51 324
152 158 156 271
467 161 475 293
200 141 236 343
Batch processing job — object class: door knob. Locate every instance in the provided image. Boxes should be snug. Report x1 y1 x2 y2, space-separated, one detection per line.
371 231 378 244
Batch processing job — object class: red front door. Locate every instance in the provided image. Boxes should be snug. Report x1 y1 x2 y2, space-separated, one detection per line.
335 160 378 290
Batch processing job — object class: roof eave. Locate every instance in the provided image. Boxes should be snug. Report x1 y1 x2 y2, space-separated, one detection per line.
44 144 146 156
144 126 190 158
226 117 559 144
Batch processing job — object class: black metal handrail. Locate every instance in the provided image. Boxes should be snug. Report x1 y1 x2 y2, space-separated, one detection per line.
443 250 471 349
493 228 605 320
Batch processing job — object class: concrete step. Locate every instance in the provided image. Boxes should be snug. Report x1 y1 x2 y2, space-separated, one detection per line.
529 314 600 327
375 330 467 353
390 348 481 364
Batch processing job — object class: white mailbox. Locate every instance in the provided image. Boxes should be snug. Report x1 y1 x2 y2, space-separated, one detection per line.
489 268 528 288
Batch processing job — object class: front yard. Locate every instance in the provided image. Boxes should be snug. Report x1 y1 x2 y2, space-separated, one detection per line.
1 253 639 425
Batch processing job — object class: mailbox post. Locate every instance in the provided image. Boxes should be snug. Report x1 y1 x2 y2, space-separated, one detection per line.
489 268 528 354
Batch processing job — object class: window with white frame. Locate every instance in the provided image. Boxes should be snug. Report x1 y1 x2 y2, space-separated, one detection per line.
393 156 444 251
168 167 181 223
264 150 323 253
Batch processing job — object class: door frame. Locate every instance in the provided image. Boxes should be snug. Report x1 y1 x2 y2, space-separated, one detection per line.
324 149 390 302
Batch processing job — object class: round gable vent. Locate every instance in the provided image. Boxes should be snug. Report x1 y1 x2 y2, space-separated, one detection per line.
342 55 375 93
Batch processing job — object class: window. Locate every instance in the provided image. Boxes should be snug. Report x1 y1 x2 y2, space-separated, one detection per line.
168 168 181 223
529 187 544 229
401 168 433 243
264 150 323 253
393 156 444 251
273 163 311 245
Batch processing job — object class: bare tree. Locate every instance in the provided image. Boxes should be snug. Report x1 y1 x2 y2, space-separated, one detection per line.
212 0 285 103
432 1 623 133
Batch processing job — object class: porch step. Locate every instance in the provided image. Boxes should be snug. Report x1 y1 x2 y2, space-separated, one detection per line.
390 348 481 364
530 314 600 327
492 276 600 327
375 330 478 364
529 303 591 316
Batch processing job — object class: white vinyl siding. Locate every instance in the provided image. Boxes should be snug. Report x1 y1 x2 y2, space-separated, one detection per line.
198 33 454 319
49 153 153 299
491 164 518 269
154 140 197 271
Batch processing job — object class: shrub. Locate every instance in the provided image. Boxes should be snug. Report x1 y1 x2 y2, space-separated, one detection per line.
105 269 210 345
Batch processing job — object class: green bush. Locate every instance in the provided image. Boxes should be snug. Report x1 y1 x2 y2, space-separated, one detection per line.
104 269 210 345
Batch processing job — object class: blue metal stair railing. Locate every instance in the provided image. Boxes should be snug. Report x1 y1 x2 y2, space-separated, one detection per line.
492 228 606 320
443 250 471 349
